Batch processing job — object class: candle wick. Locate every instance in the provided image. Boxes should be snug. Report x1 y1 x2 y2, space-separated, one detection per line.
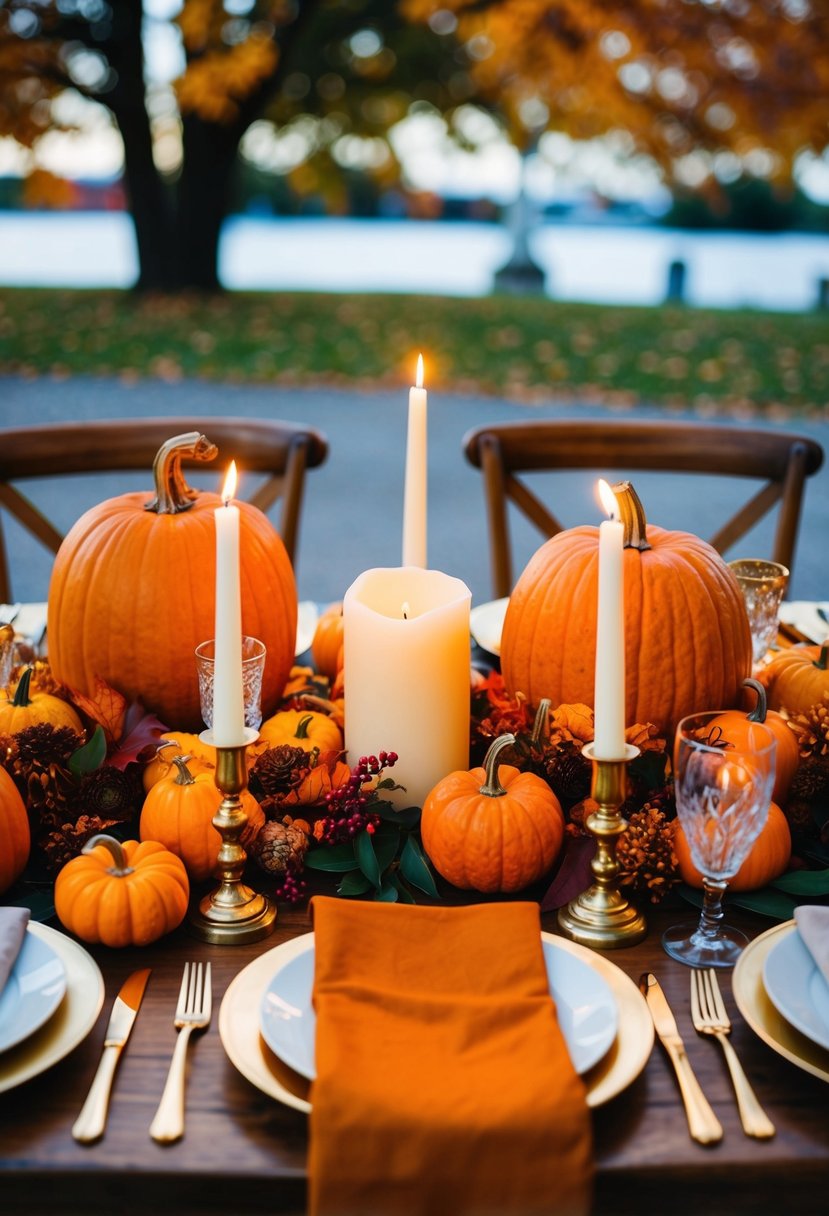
402 601 410 620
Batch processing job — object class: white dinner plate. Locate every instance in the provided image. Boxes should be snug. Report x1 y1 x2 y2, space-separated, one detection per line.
762 927 829 1053
260 932 618 1080
469 598 509 657
295 601 318 657
0 926 66 1054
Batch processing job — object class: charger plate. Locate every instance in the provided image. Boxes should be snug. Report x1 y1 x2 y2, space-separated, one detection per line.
0 923 104 1094
219 928 653 1111
732 919 829 1085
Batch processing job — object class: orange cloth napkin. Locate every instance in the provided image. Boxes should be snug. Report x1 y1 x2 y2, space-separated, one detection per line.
308 897 593 1216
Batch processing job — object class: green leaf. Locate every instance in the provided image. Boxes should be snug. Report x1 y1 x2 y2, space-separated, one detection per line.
372 823 402 872
2 887 55 922
374 802 421 829
771 868 829 896
356 830 382 889
391 875 416 904
731 889 798 920
69 724 107 776
376 879 399 902
400 835 438 896
304 843 359 873
337 871 372 897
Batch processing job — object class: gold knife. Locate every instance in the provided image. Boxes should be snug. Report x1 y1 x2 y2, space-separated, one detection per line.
72 968 151 1144
640 973 723 1145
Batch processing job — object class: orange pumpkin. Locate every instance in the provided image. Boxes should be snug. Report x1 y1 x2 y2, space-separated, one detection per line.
761 642 829 716
311 602 344 679
674 802 791 892
0 766 30 895
0 666 84 737
501 483 752 739
139 755 264 882
54 835 189 947
142 734 216 792
421 733 565 893
711 679 800 806
47 432 297 731
259 709 343 755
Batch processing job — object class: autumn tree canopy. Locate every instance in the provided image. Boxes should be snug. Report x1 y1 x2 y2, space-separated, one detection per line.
1 0 827 292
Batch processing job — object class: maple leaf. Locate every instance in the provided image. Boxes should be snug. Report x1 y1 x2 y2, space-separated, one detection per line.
69 677 128 747
107 701 171 771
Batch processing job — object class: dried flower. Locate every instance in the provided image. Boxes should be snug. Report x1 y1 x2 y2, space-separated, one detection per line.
788 697 829 758
40 814 121 873
617 794 679 904
73 765 140 822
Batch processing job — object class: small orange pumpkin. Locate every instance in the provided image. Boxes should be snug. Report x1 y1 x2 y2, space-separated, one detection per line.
0 766 30 895
711 679 800 805
761 642 829 716
421 733 565 893
0 666 84 737
311 602 344 679
142 734 216 792
54 834 189 947
674 801 791 892
139 755 264 882
259 709 343 755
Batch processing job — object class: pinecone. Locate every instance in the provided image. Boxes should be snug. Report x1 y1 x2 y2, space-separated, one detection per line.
249 745 308 799
540 742 592 809
13 724 82 835
789 698 829 758
617 796 680 905
783 756 829 844
73 765 140 822
251 817 310 876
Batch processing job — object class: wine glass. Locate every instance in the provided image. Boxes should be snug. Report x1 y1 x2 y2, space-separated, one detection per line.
663 710 776 968
728 559 789 666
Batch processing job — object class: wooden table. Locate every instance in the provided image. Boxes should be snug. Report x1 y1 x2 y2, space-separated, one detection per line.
1 894 827 1216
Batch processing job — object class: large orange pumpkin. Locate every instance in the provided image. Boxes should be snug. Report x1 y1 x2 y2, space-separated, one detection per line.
674 801 791 892
501 483 752 738
760 642 829 716
47 432 297 731
0 766 30 895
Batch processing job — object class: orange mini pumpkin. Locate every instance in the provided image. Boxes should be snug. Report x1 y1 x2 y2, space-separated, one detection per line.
142 734 215 792
761 642 829 716
311 602 344 679
0 666 84 737
259 709 343 755
711 679 800 806
421 733 565 893
0 766 30 896
501 484 752 739
674 801 791 892
139 755 264 882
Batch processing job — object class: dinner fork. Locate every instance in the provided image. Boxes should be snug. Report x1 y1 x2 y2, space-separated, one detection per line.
150 962 212 1144
690 967 775 1139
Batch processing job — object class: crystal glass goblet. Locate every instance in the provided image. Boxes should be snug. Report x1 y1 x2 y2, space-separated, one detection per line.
195 636 266 731
728 559 789 665
663 710 776 969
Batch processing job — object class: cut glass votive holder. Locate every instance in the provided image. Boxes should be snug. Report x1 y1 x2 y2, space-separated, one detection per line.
728 559 789 665
195 636 267 731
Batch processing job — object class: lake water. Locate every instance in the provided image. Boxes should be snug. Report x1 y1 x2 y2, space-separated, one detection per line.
1 211 828 310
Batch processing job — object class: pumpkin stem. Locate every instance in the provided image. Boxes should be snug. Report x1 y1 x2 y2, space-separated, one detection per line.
742 677 769 724
480 733 516 797
12 666 34 708
144 432 219 515
295 714 314 740
814 642 829 672
611 481 651 552
531 699 551 746
83 834 134 877
170 755 197 786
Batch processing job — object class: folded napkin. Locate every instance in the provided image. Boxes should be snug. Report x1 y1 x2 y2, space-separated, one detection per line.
794 905 829 986
308 897 593 1216
0 906 30 997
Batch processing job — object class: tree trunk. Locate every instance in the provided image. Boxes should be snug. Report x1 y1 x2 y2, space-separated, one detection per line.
175 116 243 292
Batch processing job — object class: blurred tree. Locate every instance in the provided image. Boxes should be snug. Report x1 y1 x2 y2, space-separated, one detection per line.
1 1 827 291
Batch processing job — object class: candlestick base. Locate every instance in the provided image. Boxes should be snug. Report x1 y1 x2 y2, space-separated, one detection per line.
188 729 277 945
557 743 647 950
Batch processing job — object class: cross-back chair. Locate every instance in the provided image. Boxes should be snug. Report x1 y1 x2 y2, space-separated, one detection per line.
0 416 329 602
463 419 824 599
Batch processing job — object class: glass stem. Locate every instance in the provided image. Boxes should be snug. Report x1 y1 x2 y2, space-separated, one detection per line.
698 878 728 940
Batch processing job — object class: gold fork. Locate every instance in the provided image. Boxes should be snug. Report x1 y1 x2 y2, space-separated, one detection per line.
150 962 212 1144
690 967 775 1139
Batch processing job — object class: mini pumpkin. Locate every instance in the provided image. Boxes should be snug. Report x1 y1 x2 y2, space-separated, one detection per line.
142 734 216 792
0 766 30 896
311 602 344 680
674 801 791 892
421 733 565 893
139 755 264 882
259 709 343 755
711 678 800 805
0 666 84 737
54 834 189 947
761 642 829 716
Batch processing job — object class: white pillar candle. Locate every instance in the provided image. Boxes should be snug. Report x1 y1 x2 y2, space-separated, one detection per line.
593 479 626 760
344 567 471 808
402 353 427 568
212 462 246 747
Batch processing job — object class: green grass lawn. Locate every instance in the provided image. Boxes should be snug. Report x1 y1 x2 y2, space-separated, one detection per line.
1 288 827 416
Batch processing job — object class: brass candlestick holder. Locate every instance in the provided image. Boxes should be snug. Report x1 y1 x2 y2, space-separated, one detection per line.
188 727 277 944
557 742 647 949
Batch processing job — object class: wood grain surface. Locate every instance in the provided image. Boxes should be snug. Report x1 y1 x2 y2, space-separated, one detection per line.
1 888 827 1216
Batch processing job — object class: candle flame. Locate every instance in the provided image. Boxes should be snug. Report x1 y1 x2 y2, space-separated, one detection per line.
222 461 238 505
402 601 410 620
415 353 424 389
597 478 618 520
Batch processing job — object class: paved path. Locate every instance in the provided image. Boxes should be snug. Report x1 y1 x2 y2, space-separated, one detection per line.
1 375 827 606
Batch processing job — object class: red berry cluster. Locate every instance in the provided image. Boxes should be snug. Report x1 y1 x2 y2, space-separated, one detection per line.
315 751 399 845
273 866 308 906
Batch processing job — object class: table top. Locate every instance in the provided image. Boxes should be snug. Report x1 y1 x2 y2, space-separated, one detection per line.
1 889 827 1216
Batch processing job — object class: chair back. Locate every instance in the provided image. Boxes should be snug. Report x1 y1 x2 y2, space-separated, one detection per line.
0 417 328 601
463 419 824 599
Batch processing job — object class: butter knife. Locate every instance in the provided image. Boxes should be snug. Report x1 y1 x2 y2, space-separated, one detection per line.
72 968 151 1144
640 973 723 1145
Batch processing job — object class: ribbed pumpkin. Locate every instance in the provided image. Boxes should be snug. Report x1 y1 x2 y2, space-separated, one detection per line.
259 709 343 755
714 679 800 806
501 483 752 739
311 602 344 679
0 667 84 737
139 755 265 882
421 733 565 893
0 766 30 895
54 835 189 947
674 801 791 892
47 432 297 731
761 642 829 716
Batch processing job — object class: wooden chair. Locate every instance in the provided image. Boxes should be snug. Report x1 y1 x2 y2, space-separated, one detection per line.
0 417 329 602
463 419 824 599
